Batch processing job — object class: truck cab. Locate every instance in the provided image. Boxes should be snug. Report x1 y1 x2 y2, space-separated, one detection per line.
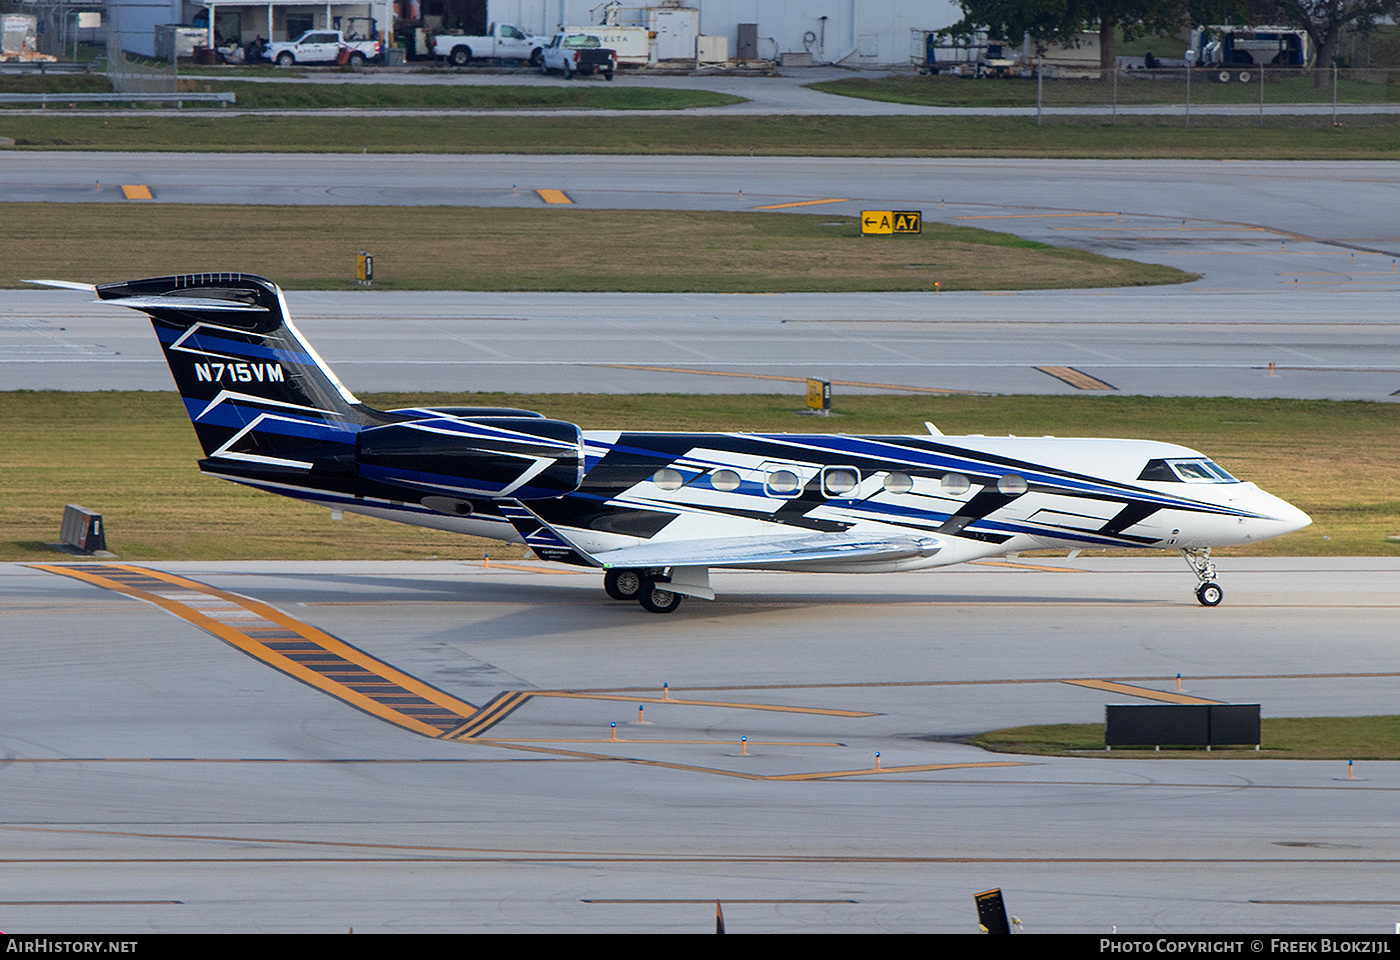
433 22 547 67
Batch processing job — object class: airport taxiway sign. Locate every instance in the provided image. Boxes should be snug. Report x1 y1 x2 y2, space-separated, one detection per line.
861 210 921 235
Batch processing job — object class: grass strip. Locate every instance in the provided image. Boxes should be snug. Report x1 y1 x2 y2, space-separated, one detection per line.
0 75 745 110
1 392 1394 562
810 74 1400 109
0 204 1190 292
973 717 1400 760
178 81 746 110
3 114 1400 158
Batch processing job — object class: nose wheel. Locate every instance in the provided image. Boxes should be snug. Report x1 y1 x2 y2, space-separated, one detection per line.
1195 581 1223 606
1181 547 1223 607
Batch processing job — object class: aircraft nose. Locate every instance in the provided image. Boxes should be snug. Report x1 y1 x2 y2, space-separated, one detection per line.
1256 489 1311 537
1278 500 1312 535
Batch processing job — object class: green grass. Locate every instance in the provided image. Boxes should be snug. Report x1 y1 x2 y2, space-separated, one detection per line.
810 73 1400 108
4 113 1400 158
0 75 114 95
974 717 1400 759
1 392 1395 562
0 204 1190 293
0 76 744 110
178 80 746 110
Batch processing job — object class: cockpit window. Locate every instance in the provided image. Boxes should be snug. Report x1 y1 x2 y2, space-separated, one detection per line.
1138 458 1237 483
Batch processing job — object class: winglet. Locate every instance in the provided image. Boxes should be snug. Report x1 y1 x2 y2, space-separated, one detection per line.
23 279 98 294
925 421 944 436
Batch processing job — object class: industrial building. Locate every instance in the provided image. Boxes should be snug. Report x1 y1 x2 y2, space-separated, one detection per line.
96 0 960 63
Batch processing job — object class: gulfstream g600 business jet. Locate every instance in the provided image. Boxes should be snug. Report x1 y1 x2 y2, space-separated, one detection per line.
34 274 1311 612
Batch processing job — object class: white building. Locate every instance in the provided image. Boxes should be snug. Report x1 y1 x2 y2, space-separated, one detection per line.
108 0 391 55
106 0 960 63
490 1 962 65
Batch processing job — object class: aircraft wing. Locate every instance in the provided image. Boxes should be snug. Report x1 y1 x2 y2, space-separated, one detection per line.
500 500 942 571
590 532 942 570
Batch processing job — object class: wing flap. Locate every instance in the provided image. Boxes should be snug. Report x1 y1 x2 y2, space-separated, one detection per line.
499 503 940 572
594 532 942 570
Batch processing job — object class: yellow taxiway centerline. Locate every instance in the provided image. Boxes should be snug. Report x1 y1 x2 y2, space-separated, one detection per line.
1064 678 1218 705
31 564 487 738
531 690 875 717
1035 366 1117 390
752 197 851 210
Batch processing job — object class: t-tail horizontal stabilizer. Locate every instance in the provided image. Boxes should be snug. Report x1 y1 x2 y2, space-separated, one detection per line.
30 273 586 503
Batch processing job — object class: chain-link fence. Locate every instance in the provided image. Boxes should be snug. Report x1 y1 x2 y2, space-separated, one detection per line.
105 9 174 94
1020 66 1398 122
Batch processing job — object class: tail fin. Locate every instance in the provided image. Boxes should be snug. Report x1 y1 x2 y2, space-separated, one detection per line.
34 272 585 503
94 273 380 473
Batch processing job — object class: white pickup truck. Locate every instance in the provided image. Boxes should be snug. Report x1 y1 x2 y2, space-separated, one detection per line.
265 29 381 67
432 22 548 67
540 32 617 80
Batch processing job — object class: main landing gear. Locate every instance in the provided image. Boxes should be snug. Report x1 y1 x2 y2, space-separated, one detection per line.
1181 547 1223 607
603 568 683 613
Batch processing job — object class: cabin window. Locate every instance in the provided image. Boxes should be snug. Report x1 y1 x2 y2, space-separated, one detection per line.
883 471 913 494
710 469 741 492
1138 458 1237 483
652 468 684 491
940 472 970 495
765 469 802 497
822 467 859 497
997 474 1028 495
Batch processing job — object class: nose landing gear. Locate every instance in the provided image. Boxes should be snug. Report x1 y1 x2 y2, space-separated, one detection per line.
1195 580 1224 606
1181 547 1223 606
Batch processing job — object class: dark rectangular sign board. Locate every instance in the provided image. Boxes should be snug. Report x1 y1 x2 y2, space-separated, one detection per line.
1106 704 1261 748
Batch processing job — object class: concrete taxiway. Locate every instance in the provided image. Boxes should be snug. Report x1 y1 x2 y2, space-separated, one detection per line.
5 286 1400 399
5 126 1399 933
4 157 1400 399
4 558 1399 933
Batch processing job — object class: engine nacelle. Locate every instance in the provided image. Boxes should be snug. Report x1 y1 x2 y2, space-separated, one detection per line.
357 416 583 500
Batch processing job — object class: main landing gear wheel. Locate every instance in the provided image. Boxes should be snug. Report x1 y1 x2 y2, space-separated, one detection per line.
1196 581 1224 607
604 568 644 601
638 576 682 614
